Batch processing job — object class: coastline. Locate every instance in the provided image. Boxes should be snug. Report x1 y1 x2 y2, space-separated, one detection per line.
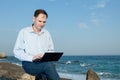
0 62 100 80
0 62 72 80
1 55 119 80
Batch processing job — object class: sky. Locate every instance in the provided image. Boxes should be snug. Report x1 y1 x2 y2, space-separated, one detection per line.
0 0 120 56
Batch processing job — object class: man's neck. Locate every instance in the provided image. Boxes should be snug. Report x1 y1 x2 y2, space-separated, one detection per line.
32 26 41 34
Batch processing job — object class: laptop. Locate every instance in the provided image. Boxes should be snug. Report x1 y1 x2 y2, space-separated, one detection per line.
33 52 63 62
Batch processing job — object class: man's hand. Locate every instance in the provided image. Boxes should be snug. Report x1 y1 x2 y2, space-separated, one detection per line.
32 53 44 61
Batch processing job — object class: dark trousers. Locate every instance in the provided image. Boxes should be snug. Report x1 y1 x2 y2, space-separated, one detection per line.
22 61 60 80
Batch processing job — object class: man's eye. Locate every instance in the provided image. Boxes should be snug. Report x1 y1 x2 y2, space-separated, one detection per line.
43 21 46 23
39 21 41 22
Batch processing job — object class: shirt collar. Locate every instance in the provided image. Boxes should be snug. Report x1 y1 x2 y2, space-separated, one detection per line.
28 26 45 34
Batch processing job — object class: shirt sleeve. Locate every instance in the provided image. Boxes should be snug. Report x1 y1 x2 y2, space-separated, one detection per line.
13 29 33 62
47 32 55 52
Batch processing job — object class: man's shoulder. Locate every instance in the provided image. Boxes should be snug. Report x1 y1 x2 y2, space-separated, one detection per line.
42 28 51 35
42 28 48 32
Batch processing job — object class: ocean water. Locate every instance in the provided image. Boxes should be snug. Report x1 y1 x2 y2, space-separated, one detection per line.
0 55 120 80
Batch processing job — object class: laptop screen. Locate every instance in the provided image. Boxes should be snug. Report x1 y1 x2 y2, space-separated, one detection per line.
33 52 63 62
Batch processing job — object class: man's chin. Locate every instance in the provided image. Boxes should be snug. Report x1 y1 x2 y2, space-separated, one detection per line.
39 27 43 30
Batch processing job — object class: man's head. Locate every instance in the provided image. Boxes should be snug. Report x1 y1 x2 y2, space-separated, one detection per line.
33 9 48 33
34 9 48 18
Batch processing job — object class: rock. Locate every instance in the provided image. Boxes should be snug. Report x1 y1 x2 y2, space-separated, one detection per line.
18 73 35 80
0 62 71 80
0 62 25 79
0 52 7 58
86 69 100 80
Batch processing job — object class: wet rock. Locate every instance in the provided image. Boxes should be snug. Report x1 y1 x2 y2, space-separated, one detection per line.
86 69 100 80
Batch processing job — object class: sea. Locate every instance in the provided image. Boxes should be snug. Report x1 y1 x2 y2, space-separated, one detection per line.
0 55 120 80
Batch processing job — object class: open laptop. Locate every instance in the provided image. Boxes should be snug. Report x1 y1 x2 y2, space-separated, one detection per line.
33 52 63 62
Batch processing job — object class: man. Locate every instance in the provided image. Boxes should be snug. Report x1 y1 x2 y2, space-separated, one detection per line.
13 9 60 80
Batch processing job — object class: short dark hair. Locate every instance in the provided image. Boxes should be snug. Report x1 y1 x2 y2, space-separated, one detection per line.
34 9 48 18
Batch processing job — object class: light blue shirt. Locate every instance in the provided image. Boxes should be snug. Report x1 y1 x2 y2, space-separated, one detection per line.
13 26 54 62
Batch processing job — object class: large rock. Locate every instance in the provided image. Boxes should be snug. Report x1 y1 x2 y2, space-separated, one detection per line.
0 62 25 79
86 69 100 80
0 62 71 80
0 52 7 58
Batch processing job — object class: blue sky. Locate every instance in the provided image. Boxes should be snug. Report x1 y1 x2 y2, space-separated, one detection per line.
0 0 120 55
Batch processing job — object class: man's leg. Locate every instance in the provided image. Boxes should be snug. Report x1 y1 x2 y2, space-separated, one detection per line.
22 61 60 80
43 62 60 80
22 61 44 75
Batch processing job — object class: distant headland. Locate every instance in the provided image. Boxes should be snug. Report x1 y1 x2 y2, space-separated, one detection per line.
0 52 7 58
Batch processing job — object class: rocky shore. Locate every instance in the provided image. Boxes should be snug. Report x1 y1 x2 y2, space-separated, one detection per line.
0 62 100 80
0 62 72 80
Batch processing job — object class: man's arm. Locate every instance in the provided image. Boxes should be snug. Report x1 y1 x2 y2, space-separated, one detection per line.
13 30 33 62
47 33 55 52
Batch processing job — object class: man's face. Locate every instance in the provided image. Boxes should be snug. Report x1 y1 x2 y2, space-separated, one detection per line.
33 13 47 31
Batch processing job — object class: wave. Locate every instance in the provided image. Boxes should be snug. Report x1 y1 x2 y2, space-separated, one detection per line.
59 72 86 80
97 72 120 79
58 60 80 64
58 72 119 80
80 63 91 67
